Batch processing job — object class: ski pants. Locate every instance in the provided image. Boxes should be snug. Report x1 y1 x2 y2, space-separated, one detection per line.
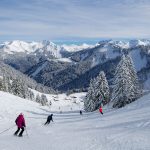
45 120 51 125
100 112 103 115
14 127 24 136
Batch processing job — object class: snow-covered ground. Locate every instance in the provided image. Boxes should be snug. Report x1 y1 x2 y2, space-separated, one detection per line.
30 89 85 111
0 91 150 150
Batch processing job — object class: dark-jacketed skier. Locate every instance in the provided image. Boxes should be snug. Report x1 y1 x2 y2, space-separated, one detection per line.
44 114 53 125
14 113 26 137
80 110 82 115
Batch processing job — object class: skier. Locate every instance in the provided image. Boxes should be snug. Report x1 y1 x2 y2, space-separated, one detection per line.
99 106 103 115
80 110 82 115
14 113 26 137
44 114 53 125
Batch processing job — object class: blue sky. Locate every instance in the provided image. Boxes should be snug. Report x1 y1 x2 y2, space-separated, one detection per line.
0 0 150 43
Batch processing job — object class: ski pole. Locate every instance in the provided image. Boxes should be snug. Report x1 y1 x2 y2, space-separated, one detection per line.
25 127 29 137
0 125 15 135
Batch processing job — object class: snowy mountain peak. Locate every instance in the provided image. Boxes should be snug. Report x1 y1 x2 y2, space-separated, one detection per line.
0 40 62 57
61 43 96 52
0 40 97 58
106 39 150 49
108 40 129 49
0 40 39 54
1 39 150 60
42 40 56 47
129 39 150 47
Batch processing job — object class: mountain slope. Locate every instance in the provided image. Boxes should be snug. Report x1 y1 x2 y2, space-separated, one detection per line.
0 61 54 93
25 40 150 91
0 91 150 150
1 39 150 91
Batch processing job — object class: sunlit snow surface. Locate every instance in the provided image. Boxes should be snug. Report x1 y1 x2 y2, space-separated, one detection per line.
0 91 150 150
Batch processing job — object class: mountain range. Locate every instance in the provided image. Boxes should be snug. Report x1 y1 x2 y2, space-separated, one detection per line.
1 39 150 92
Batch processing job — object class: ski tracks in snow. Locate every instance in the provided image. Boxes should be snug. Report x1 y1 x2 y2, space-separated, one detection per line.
0 95 150 150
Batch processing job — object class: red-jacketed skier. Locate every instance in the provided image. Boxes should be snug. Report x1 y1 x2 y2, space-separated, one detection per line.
14 113 26 137
99 106 103 115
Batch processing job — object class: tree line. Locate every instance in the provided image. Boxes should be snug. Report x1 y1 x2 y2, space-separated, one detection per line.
84 55 142 111
0 77 49 106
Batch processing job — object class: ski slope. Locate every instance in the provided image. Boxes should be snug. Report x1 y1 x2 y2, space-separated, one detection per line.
0 91 150 150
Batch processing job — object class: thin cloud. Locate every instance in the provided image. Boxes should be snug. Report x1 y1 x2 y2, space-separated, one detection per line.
0 0 150 42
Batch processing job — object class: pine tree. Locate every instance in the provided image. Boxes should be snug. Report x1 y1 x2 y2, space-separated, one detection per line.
95 71 110 105
84 71 110 112
11 79 20 96
41 94 48 106
111 55 142 108
0 76 12 93
11 78 25 98
126 55 142 99
36 94 41 104
84 78 96 112
29 90 35 101
2 76 8 92
6 77 12 93
49 101 52 106
0 77 4 91
25 89 34 101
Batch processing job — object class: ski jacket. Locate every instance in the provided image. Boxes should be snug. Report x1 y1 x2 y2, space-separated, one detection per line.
47 115 53 122
15 114 26 128
99 107 103 113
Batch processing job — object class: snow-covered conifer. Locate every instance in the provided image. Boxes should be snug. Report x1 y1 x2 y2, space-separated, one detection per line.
29 90 35 101
84 78 96 111
0 77 4 91
126 55 142 98
11 78 26 98
41 94 48 106
84 71 109 112
36 94 41 104
95 71 110 105
112 55 142 108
